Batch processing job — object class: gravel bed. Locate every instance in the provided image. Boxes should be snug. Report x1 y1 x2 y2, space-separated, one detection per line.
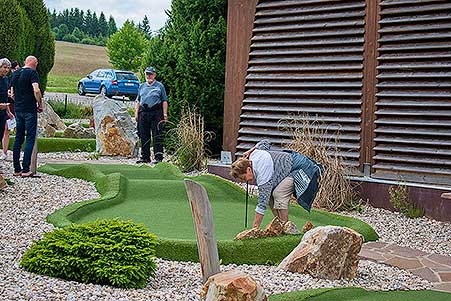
0 155 436 300
345 205 451 256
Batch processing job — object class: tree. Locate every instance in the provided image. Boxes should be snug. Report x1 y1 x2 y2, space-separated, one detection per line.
140 15 151 38
107 20 149 72
143 0 227 152
98 12 109 37
0 0 54 92
108 15 117 36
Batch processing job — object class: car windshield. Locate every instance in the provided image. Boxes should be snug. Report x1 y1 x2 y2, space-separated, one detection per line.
116 72 138 81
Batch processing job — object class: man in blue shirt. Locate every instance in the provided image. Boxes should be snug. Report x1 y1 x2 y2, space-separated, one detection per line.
134 67 168 163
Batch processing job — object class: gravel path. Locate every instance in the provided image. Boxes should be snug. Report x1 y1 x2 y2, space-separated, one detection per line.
0 154 441 300
345 205 451 257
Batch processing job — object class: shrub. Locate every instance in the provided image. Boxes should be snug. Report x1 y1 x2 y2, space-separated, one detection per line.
284 117 356 211
48 100 91 119
166 108 213 172
21 219 158 288
8 137 96 152
389 184 424 218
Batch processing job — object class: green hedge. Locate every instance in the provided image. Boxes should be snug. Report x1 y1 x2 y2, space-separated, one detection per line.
8 137 96 152
21 219 158 288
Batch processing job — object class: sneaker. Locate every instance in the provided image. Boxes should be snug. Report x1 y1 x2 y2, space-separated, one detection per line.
136 159 151 164
152 159 162 164
0 153 6 160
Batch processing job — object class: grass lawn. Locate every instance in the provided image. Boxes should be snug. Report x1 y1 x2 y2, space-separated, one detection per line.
47 41 111 93
269 287 451 301
41 163 378 265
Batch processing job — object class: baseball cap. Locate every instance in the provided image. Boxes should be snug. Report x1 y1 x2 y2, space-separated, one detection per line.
144 66 156 74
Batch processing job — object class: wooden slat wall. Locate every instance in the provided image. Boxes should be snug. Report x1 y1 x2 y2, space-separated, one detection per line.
236 0 367 167
373 0 451 185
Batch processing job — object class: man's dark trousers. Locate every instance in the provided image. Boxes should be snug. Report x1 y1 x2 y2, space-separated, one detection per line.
138 108 164 162
0 110 6 141
13 111 37 173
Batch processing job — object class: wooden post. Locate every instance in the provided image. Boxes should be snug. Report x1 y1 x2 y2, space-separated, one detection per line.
184 179 220 283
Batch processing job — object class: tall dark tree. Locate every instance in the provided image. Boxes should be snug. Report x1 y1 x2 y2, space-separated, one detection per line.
108 15 117 36
0 0 25 59
84 10 92 35
144 0 227 152
98 12 109 37
91 12 99 36
141 15 151 38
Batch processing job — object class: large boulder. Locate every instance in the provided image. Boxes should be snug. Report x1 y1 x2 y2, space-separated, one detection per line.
200 270 267 301
38 99 66 137
63 122 95 139
263 217 284 237
278 226 363 280
92 96 138 157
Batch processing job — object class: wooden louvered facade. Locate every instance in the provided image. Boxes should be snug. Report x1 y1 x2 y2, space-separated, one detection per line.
223 0 451 189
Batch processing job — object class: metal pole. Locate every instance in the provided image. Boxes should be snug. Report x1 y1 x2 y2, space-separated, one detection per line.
245 181 249 228
64 94 67 116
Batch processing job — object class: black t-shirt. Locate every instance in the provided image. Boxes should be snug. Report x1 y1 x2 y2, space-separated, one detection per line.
0 76 8 103
11 68 40 113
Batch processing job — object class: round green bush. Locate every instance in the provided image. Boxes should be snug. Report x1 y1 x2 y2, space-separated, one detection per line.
21 219 158 288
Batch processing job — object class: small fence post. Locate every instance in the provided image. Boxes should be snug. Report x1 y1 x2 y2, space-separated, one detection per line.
64 94 68 116
184 179 221 283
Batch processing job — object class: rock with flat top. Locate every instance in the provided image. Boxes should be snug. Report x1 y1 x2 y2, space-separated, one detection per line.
93 95 138 157
63 122 95 139
278 226 363 280
200 270 267 301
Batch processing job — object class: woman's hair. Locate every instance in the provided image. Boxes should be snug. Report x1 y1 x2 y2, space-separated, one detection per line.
230 158 251 179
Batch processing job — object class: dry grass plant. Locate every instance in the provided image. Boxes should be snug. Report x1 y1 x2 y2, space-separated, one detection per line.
281 116 356 211
166 108 213 172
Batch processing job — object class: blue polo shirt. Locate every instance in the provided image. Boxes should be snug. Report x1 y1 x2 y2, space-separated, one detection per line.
136 81 168 108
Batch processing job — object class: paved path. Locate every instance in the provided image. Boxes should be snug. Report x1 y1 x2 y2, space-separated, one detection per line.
360 242 451 292
44 92 135 109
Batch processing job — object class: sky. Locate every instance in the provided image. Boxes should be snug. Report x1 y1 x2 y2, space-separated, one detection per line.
45 0 172 32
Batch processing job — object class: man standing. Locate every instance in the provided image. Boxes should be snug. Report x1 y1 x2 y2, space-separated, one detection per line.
134 66 168 164
10 56 43 177
0 58 12 170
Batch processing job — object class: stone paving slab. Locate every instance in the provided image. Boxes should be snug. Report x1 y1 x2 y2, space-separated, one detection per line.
360 242 451 293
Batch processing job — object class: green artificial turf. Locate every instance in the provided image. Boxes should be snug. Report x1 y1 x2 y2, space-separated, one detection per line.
41 163 378 265
269 287 451 301
8 137 96 152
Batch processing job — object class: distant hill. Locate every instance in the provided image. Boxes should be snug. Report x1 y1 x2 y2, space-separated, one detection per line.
51 41 111 76
47 41 112 93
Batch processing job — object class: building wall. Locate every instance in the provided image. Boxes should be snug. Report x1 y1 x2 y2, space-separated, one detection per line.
223 0 451 188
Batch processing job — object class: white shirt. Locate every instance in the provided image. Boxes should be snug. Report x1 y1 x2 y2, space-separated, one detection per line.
249 149 274 186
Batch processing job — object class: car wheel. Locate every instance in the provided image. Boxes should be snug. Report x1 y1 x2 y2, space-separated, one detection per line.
78 83 85 96
100 86 108 97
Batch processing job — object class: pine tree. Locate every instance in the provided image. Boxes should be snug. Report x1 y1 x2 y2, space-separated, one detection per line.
98 12 109 37
0 0 25 59
141 15 151 38
91 12 99 36
108 15 117 37
84 10 92 35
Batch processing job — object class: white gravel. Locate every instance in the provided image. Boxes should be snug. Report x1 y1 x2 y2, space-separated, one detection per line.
0 154 438 300
345 205 451 256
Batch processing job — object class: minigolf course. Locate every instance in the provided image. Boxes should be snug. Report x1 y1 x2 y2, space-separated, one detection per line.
41 163 378 265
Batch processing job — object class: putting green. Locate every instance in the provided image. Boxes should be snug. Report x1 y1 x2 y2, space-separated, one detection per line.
269 287 451 301
41 163 378 264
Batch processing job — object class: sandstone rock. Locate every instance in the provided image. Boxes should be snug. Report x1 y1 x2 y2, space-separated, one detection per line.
200 270 267 301
93 96 138 157
234 228 263 240
263 217 284 237
63 122 95 139
0 175 7 190
283 221 301 235
302 221 314 233
278 226 363 280
38 100 66 137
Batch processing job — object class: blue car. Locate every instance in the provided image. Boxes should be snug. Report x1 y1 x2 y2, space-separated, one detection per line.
78 69 140 100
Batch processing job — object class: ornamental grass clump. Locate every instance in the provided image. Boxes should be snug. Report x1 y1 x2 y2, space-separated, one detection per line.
21 219 158 288
283 117 356 211
166 108 213 172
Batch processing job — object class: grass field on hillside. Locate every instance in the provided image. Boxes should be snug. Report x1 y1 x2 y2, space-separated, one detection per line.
47 41 111 93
